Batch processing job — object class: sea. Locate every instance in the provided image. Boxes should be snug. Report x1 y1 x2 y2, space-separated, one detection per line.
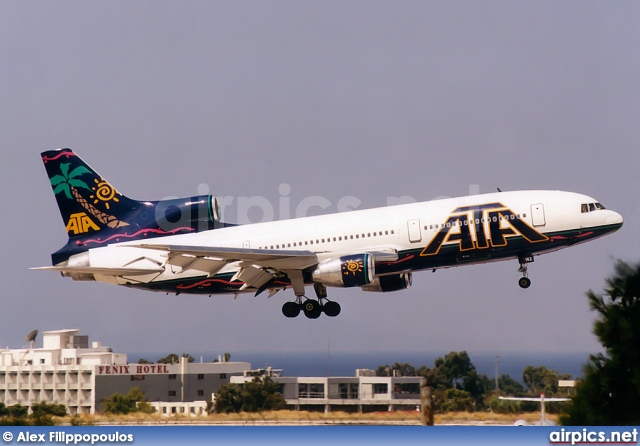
129 350 595 382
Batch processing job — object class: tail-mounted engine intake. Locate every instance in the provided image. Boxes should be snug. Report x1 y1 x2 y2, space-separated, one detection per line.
361 272 412 292
312 254 374 287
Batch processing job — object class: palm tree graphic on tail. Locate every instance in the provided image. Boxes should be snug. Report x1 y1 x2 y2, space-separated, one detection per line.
50 163 129 229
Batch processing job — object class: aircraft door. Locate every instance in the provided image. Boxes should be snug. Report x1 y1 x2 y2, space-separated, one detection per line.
531 203 546 227
407 219 422 243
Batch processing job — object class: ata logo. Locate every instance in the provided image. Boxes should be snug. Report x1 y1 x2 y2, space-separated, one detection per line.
420 202 548 256
343 259 364 276
65 212 100 235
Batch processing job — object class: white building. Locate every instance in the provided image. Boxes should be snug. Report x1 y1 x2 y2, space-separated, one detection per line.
231 368 425 413
0 329 250 415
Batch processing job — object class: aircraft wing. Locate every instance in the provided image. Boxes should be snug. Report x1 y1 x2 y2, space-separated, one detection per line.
130 244 319 293
133 245 319 269
130 244 398 293
499 396 571 402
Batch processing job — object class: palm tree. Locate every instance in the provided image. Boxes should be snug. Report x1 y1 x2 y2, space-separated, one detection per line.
561 260 640 425
49 163 128 228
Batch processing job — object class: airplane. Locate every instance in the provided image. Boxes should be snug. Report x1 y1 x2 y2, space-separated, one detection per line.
499 394 571 426
34 149 623 319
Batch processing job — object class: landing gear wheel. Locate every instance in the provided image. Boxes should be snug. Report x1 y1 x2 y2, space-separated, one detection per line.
518 277 531 289
323 301 341 317
282 302 301 318
303 300 322 319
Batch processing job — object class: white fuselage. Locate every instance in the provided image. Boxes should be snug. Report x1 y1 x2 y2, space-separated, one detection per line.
82 190 622 291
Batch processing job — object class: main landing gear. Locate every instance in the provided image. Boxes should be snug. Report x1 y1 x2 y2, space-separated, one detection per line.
281 283 341 319
517 254 533 289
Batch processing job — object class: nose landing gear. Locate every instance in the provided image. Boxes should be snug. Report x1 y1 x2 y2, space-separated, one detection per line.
517 254 533 289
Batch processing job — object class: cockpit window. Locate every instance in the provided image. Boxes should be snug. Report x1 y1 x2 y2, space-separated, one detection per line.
582 202 606 213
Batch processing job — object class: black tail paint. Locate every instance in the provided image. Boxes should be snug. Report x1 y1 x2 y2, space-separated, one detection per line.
41 149 222 264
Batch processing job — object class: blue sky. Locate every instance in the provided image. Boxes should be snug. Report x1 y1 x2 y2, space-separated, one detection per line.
1 1 639 358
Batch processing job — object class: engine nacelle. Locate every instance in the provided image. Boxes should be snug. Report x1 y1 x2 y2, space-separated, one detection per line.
361 272 412 293
312 254 374 287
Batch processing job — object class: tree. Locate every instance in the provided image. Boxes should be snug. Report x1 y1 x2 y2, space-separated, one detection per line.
103 387 155 414
157 353 194 364
441 388 475 412
376 362 416 377
157 353 180 364
213 352 231 363
30 402 66 417
497 374 525 396
214 377 286 413
522 366 570 396
138 358 152 364
418 351 488 411
562 261 640 425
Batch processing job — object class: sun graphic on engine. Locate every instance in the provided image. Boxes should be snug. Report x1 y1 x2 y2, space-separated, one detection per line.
344 259 364 276
90 178 120 210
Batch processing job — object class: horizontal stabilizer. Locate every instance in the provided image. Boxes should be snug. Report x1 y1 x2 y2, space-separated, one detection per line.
32 266 164 276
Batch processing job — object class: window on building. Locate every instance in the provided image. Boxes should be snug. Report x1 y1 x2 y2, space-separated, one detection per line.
350 383 359 399
220 373 227 379
168 374 177 380
197 390 204 396
373 383 388 394
130 375 145 381
40 359 45 364
298 383 325 398
197 374 204 380
168 390 176 397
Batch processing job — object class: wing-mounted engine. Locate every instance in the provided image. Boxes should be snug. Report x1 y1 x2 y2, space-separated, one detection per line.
361 272 412 292
312 254 374 287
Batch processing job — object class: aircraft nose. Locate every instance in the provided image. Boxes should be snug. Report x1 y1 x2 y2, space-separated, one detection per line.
606 210 623 227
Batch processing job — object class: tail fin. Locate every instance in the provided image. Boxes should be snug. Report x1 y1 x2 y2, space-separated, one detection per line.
41 149 222 265
41 149 140 238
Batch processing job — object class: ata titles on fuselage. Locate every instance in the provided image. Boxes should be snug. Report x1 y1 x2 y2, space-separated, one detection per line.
420 202 548 256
